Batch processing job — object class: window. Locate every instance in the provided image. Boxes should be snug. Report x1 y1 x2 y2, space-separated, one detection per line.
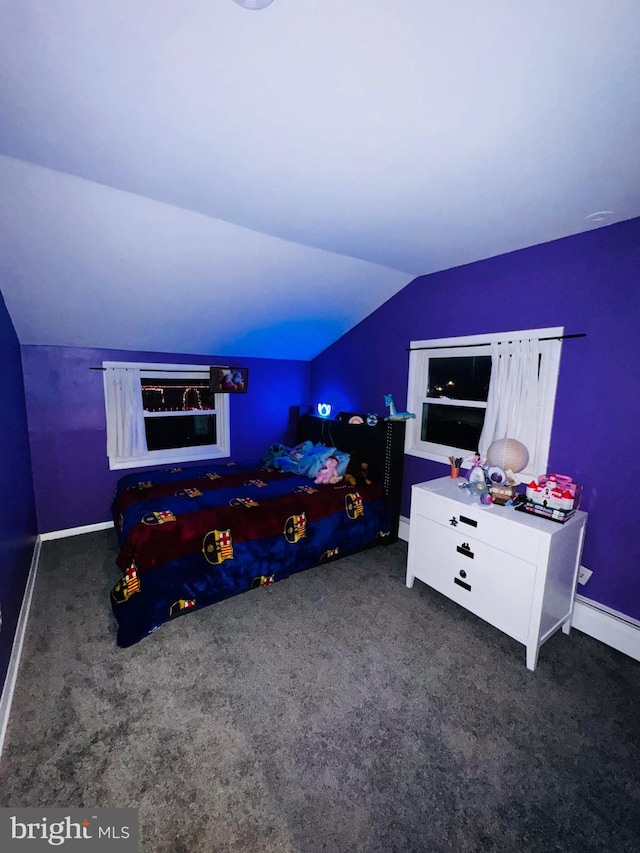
104 362 230 470
405 328 563 478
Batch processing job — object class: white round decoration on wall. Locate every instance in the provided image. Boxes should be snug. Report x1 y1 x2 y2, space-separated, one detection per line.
232 0 274 9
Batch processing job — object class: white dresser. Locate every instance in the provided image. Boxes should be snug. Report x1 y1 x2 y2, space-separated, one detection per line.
406 477 587 670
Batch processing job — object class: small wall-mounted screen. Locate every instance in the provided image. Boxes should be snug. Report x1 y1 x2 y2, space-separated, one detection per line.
209 366 249 394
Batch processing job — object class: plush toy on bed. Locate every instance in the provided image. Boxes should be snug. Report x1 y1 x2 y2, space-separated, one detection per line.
263 444 289 467
314 455 343 484
344 452 375 487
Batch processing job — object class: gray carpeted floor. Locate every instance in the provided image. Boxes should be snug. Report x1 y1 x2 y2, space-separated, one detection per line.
1 531 639 852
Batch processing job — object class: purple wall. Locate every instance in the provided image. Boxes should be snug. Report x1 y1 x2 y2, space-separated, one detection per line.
22 346 310 534
0 292 37 689
310 217 640 622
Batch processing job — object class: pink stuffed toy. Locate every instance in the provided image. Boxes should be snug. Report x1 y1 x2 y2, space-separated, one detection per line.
314 455 342 485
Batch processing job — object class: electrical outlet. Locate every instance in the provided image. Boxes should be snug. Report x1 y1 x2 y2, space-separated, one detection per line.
578 566 593 585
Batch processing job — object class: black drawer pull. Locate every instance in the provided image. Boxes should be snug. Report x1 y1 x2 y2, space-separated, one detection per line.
459 514 477 528
454 577 471 591
456 543 474 559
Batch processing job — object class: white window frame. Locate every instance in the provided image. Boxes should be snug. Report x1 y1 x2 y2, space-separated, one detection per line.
104 361 230 470
405 327 563 478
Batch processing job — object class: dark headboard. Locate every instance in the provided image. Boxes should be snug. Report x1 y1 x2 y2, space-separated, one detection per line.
296 414 406 543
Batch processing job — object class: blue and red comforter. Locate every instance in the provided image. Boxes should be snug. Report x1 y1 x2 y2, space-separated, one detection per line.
111 460 390 646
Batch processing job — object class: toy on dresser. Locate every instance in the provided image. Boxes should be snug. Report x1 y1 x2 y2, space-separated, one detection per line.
521 474 581 523
458 456 494 504
458 442 529 506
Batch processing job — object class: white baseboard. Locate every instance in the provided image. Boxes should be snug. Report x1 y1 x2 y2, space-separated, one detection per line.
398 515 410 543
40 521 113 541
398 516 639 664
572 595 640 664
0 535 42 760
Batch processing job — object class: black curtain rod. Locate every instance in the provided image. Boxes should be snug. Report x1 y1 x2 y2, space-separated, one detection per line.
407 333 586 352
89 366 227 372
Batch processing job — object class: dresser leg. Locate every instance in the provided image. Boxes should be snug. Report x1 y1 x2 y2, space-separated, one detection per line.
562 618 572 635
526 644 539 671
406 573 415 588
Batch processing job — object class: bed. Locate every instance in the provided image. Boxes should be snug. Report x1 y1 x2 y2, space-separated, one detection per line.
110 414 405 647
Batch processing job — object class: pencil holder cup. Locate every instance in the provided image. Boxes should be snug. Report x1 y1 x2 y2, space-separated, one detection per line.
450 466 461 479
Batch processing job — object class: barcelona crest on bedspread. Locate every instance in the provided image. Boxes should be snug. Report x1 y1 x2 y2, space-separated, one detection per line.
110 459 390 647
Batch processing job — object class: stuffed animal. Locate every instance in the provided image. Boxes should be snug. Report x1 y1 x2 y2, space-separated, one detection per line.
314 455 342 485
344 453 375 486
263 443 288 467
467 455 488 484
384 394 416 421
458 479 493 504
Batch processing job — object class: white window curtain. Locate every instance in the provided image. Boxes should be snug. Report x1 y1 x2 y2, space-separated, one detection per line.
104 367 148 461
478 338 541 464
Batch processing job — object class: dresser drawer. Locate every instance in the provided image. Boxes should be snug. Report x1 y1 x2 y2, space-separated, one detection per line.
408 516 536 643
410 484 541 562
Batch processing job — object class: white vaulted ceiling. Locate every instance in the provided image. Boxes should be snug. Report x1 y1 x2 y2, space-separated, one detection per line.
1 1 639 359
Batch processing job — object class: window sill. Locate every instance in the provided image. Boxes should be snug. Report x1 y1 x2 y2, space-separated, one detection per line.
405 446 460 466
108 446 229 471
